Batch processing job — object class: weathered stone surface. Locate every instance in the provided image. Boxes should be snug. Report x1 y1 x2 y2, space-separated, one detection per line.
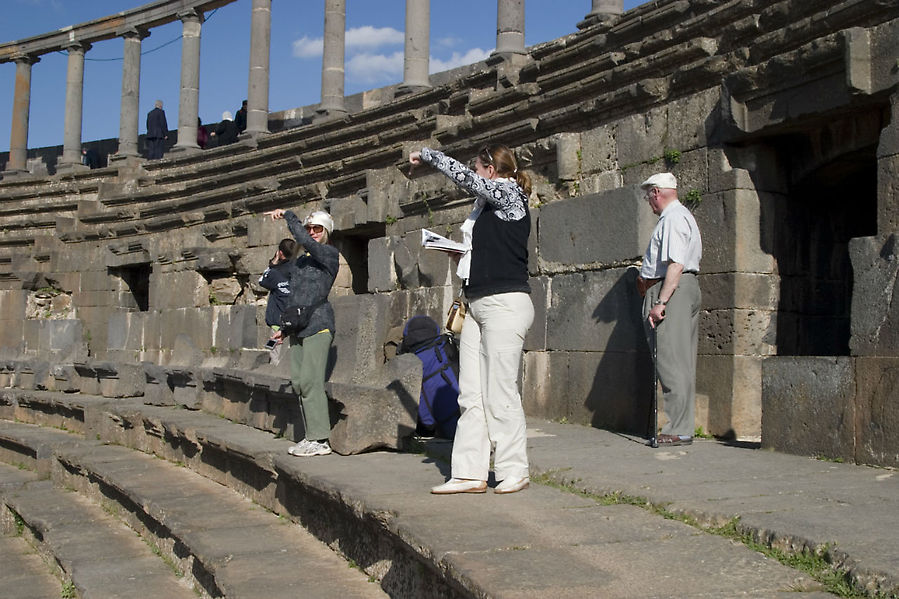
150 270 208 310
616 104 667 167
762 357 854 460
367 236 398 293
328 353 420 455
700 308 776 357
538 187 654 267
854 356 899 467
546 269 644 353
701 272 779 311
699 189 776 275
849 234 899 357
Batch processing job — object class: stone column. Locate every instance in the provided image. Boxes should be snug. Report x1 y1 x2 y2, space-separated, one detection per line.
246 0 271 135
174 9 203 151
580 0 623 28
399 0 431 93
494 0 526 58
4 54 39 175
319 0 346 115
60 42 91 169
114 28 149 159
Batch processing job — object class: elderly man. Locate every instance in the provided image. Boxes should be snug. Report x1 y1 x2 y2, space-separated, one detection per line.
636 173 702 446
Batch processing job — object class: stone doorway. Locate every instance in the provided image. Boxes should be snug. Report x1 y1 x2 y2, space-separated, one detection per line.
774 149 877 356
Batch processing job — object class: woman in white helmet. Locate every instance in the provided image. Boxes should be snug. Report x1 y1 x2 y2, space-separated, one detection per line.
265 208 338 457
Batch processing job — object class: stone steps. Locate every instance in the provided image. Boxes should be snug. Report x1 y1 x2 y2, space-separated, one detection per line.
0 525 63 599
0 420 389 598
0 471 197 599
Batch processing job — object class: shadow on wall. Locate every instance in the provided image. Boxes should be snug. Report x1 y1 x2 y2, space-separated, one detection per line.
587 267 653 435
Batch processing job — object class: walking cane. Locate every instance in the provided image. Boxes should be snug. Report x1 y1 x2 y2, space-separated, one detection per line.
647 326 659 448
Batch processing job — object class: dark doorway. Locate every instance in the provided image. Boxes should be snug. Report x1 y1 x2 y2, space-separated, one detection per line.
114 264 151 312
775 149 877 355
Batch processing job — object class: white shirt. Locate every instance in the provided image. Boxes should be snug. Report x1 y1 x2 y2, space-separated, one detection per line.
640 199 702 279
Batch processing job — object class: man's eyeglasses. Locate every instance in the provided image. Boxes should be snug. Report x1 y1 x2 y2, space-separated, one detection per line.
304 224 324 233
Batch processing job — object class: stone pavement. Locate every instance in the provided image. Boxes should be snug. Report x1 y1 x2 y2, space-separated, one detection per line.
2 406 898 598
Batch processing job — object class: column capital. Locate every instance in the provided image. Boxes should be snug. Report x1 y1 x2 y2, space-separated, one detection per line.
178 8 205 24
64 41 92 54
11 53 40 66
118 26 151 41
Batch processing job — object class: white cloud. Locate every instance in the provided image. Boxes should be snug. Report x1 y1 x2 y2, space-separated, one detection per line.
345 26 404 50
430 48 492 73
292 35 323 58
346 51 404 84
293 26 403 60
436 36 463 48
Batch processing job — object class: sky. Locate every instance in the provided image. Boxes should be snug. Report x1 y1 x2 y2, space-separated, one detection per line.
0 0 647 153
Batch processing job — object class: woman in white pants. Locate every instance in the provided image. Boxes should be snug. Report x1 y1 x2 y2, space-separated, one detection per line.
409 144 534 495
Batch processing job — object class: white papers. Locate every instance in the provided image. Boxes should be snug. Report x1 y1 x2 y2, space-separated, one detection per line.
421 228 467 253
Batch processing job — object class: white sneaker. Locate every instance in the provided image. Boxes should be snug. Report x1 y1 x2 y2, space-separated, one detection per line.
287 439 311 455
292 440 332 457
431 478 487 494
494 476 529 494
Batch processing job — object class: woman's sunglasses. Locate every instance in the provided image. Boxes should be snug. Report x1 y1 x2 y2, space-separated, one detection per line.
304 224 324 233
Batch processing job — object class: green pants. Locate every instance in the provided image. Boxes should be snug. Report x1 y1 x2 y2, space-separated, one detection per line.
288 330 333 441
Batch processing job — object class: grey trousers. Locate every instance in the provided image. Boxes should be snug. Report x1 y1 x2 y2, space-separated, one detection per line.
642 274 701 438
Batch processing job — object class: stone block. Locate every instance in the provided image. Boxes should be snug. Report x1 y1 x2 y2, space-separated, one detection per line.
761 356 854 461
849 234 899 357
78 270 111 292
568 349 653 434
698 189 776 275
524 276 548 351
580 125 617 176
98 362 146 398
876 147 899 234
700 272 779 311
700 308 776 356
332 293 401 385
209 276 242 304
854 357 899 468
538 188 655 268
393 237 420 289
366 167 409 224
0 289 26 321
72 290 115 308
368 236 398 293
212 305 258 351
160 309 214 357
329 194 368 230
150 270 209 310
327 353 420 455
615 104 667 167
521 351 568 422
554 133 581 181
664 88 720 152
546 269 644 353
417 241 453 288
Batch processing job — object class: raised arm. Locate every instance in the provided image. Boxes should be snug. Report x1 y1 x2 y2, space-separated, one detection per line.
418 147 526 220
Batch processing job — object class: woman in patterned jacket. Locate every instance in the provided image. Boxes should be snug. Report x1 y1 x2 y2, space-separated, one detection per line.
410 144 534 495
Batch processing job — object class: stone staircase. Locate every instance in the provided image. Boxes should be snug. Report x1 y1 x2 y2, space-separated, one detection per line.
0 385 451 598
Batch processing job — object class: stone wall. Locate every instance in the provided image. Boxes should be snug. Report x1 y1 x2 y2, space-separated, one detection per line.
3 0 899 464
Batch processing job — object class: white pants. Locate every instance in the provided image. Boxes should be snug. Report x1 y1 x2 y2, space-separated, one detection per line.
451 292 534 482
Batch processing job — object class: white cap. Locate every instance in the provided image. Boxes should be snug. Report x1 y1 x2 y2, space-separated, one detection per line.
222 111 233 121
304 210 334 234
640 172 677 190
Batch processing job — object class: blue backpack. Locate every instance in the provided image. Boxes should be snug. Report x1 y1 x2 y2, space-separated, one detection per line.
399 316 461 439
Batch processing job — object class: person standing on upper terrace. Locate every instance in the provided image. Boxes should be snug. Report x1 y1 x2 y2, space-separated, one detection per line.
635 173 702 447
210 111 238 147
265 208 339 458
145 100 168 160
410 144 534 496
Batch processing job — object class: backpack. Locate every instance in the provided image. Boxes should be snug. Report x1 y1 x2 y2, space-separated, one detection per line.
398 315 461 439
